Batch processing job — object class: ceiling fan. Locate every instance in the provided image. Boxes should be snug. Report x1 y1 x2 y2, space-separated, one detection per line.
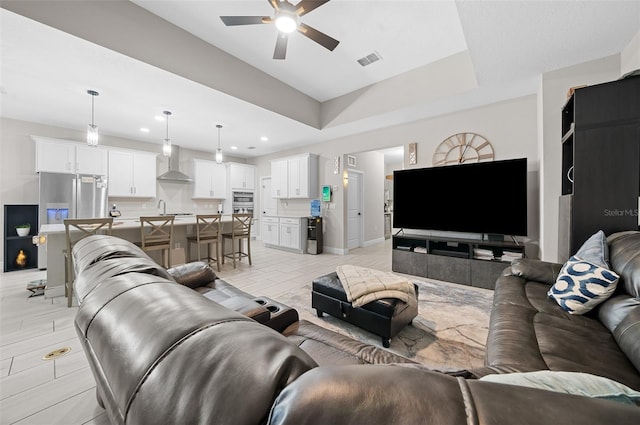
220 0 339 60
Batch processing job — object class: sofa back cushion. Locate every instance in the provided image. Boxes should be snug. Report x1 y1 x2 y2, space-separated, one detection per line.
73 235 174 303
613 305 640 375
608 231 640 298
76 272 318 425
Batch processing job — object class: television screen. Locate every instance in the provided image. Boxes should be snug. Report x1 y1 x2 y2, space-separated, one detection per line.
393 158 528 236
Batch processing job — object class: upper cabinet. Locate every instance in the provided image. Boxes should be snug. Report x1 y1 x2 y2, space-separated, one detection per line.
228 163 256 191
270 153 318 199
34 137 108 175
271 158 288 198
192 159 227 199
108 149 157 198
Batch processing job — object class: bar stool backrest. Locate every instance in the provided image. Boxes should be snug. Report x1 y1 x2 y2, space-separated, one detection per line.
140 216 175 249
64 217 114 307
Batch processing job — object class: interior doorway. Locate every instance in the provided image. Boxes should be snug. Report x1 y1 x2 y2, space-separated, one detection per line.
347 170 364 250
260 176 277 217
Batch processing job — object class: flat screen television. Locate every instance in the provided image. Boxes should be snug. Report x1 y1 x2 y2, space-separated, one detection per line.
393 158 528 236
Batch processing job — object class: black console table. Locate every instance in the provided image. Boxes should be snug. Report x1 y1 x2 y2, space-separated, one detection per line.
392 234 524 290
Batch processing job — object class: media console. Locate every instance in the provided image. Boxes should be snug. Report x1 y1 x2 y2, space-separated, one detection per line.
392 234 524 290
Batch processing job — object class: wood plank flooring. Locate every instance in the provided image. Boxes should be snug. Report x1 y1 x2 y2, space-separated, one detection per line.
1 238 400 424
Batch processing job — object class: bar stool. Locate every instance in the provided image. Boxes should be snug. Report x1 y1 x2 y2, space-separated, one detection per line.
64 217 113 307
139 215 175 268
222 213 253 268
186 214 222 272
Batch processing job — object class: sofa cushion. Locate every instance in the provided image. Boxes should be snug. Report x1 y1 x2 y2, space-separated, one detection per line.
531 312 640 390
76 272 318 425
480 371 640 405
613 305 640 375
575 230 610 268
167 261 216 289
598 294 640 333
548 256 619 314
608 231 640 298
283 320 417 366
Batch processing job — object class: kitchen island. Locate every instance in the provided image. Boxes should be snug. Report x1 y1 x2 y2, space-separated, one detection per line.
38 215 236 300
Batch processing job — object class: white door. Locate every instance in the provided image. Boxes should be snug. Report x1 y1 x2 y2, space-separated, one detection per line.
347 171 364 249
260 176 277 216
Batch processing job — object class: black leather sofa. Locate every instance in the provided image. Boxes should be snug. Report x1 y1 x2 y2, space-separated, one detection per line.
72 234 640 425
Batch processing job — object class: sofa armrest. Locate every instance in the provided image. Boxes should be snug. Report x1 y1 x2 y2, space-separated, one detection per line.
219 296 271 324
506 258 564 285
167 261 216 289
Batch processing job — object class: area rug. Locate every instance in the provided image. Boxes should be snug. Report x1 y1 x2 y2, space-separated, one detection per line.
277 278 494 371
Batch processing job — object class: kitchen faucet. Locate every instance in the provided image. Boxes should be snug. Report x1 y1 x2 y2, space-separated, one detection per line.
157 199 166 215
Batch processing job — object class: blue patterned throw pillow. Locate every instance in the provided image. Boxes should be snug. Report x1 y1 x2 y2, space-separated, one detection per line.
548 256 619 315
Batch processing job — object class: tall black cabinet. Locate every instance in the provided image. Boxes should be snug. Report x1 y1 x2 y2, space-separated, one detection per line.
559 76 640 262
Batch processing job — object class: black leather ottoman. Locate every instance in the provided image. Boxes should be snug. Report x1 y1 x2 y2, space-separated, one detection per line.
312 272 419 347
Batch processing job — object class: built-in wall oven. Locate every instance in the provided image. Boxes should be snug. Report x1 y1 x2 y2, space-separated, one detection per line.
232 191 254 215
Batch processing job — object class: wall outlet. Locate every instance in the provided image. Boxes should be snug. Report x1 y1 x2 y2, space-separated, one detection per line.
174 243 181 249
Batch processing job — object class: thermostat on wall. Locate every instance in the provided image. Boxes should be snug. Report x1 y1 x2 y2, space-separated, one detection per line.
322 185 332 202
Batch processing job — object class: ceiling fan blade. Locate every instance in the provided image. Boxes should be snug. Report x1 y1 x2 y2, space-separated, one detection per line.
268 0 280 11
295 0 331 17
297 23 339 51
220 16 270 26
273 33 288 60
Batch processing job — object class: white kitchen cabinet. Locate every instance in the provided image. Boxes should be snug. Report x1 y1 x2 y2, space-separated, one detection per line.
192 159 227 199
270 159 288 198
228 163 256 191
279 218 302 251
270 153 318 199
262 216 306 253
108 149 157 198
75 145 108 175
261 216 280 246
34 137 107 175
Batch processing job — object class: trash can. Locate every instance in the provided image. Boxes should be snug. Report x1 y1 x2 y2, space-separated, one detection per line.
307 217 323 254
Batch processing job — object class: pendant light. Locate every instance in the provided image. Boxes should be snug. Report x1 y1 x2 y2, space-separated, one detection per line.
86 90 99 146
215 124 223 164
162 110 172 157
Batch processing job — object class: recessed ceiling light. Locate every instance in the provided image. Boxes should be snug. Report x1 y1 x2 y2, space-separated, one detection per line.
260 136 268 141
230 146 238 150
140 127 150 133
154 115 165 121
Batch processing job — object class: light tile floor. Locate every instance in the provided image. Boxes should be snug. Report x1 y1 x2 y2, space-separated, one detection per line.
1 238 398 424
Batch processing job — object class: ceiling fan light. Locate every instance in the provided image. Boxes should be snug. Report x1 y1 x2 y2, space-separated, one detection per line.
275 14 297 33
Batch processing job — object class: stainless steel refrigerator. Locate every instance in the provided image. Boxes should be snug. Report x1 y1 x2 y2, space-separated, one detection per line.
38 172 108 268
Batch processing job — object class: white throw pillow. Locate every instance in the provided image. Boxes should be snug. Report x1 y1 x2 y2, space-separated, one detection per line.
548 256 619 314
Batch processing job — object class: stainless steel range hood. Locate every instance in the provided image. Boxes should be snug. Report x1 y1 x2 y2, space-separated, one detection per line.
157 146 193 183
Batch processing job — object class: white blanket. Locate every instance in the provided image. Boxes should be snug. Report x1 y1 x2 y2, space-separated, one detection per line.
336 265 417 308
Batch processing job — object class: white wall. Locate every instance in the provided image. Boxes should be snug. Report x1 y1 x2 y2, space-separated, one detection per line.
621 29 640 75
252 94 539 254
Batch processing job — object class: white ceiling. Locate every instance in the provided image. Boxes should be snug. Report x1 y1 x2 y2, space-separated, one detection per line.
1 1 638 160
